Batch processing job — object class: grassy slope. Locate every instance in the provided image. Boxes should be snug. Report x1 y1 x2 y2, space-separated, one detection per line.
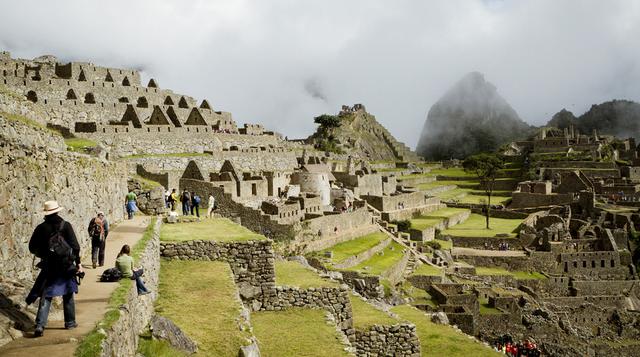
156 260 251 356
442 214 522 238
275 260 338 288
410 208 469 231
321 231 388 264
392 305 500 357
348 241 406 276
65 137 97 152
252 309 350 357
411 263 442 276
350 294 398 329
160 217 265 242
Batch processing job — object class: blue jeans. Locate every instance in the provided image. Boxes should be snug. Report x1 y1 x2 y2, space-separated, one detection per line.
182 202 190 215
36 293 76 329
133 269 149 294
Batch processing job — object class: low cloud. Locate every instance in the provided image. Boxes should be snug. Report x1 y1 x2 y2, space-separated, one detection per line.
0 0 639 146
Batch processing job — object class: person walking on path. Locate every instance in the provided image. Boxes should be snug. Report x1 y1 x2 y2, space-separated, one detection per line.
168 188 178 212
28 201 83 337
191 191 201 219
88 212 109 268
181 189 191 216
207 193 215 218
115 244 150 295
125 190 138 219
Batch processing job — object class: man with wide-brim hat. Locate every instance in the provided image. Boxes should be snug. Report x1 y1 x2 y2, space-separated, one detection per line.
27 200 83 337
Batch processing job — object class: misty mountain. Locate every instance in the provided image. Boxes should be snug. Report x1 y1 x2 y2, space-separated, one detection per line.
546 100 640 140
416 72 532 160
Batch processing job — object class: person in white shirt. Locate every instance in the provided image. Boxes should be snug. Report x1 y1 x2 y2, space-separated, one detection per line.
207 194 215 218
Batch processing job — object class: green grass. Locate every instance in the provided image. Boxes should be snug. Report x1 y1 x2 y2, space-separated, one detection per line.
350 294 398 329
418 179 480 190
434 239 453 250
410 208 469 231
441 214 522 238
479 299 503 315
65 137 98 152
156 260 251 356
137 333 187 357
320 232 388 264
475 267 546 280
252 308 350 357
429 168 476 177
160 217 265 242
275 260 338 288
124 152 211 159
348 241 406 276
392 305 500 356
411 263 442 276
76 218 156 357
133 174 162 190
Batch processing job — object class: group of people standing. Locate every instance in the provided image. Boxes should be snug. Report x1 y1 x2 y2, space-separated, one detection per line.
27 200 149 338
165 188 216 219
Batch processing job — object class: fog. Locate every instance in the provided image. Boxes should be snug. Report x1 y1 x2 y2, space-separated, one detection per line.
0 0 639 147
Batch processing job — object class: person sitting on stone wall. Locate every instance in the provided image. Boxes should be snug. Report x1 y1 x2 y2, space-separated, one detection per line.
181 189 191 216
88 212 109 268
125 190 138 219
28 201 83 337
115 244 150 296
207 193 216 218
191 191 201 220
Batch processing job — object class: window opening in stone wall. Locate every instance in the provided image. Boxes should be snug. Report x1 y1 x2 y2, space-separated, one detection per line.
136 96 148 108
26 90 37 103
611 260 615 267
84 93 95 104
601 260 605 267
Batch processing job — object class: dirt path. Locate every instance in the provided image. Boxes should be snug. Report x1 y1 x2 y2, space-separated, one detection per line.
0 216 151 357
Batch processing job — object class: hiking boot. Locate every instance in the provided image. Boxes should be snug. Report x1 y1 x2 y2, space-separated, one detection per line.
139 291 151 296
34 326 44 337
92 262 97 269
65 322 78 330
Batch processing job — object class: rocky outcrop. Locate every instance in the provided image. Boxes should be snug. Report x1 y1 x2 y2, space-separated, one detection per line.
150 315 197 354
417 72 532 160
547 100 640 140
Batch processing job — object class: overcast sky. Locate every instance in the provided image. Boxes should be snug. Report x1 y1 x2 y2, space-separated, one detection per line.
1 0 639 147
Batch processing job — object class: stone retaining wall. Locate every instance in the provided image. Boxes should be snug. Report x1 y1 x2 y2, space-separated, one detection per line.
409 210 470 241
160 239 277 309
354 324 421 357
450 236 522 250
99 218 161 357
382 250 412 285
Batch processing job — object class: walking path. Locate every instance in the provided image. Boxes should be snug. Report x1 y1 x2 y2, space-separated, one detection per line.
0 216 150 357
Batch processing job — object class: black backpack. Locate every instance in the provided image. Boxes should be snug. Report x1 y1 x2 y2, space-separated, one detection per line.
88 218 101 237
48 221 76 275
100 267 122 282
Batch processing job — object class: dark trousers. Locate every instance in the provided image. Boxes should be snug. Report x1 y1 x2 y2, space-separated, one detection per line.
36 293 75 329
182 202 190 215
192 204 200 217
91 237 105 266
132 269 149 294
170 201 175 211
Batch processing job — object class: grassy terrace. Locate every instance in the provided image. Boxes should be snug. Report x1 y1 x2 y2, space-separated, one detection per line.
348 240 406 276
411 263 442 276
155 260 251 356
160 217 265 242
252 309 350 357
275 260 338 288
475 267 547 280
479 299 503 315
410 207 469 231
350 294 398 329
65 137 98 152
320 231 388 265
392 305 500 357
442 214 522 238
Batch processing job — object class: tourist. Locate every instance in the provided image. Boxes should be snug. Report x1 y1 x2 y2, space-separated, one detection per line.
88 211 109 269
181 189 191 215
168 188 178 211
28 201 82 337
165 189 171 208
115 244 150 296
191 191 201 219
207 193 216 218
125 190 138 219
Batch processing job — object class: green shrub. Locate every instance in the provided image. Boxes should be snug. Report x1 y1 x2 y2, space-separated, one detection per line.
391 219 411 232
425 241 442 250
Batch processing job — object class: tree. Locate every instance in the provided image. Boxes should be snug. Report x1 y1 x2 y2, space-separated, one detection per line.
462 153 505 229
313 114 341 129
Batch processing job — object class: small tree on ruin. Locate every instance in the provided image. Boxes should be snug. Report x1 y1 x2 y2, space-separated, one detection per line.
463 152 505 229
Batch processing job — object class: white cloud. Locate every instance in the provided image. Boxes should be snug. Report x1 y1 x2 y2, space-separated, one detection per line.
0 0 639 146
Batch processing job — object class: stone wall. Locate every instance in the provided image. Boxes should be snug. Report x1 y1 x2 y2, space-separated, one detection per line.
160 239 277 309
382 249 412 285
0 112 127 283
571 280 639 296
333 237 391 269
354 324 421 357
339 271 384 299
99 218 161 357
511 192 574 209
410 210 470 241
297 209 378 252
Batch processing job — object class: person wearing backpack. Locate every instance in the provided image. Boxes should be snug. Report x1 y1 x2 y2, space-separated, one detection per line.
88 212 109 269
28 201 82 337
181 189 191 216
191 191 201 219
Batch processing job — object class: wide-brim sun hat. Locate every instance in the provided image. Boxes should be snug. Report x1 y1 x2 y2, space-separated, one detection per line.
43 200 64 215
